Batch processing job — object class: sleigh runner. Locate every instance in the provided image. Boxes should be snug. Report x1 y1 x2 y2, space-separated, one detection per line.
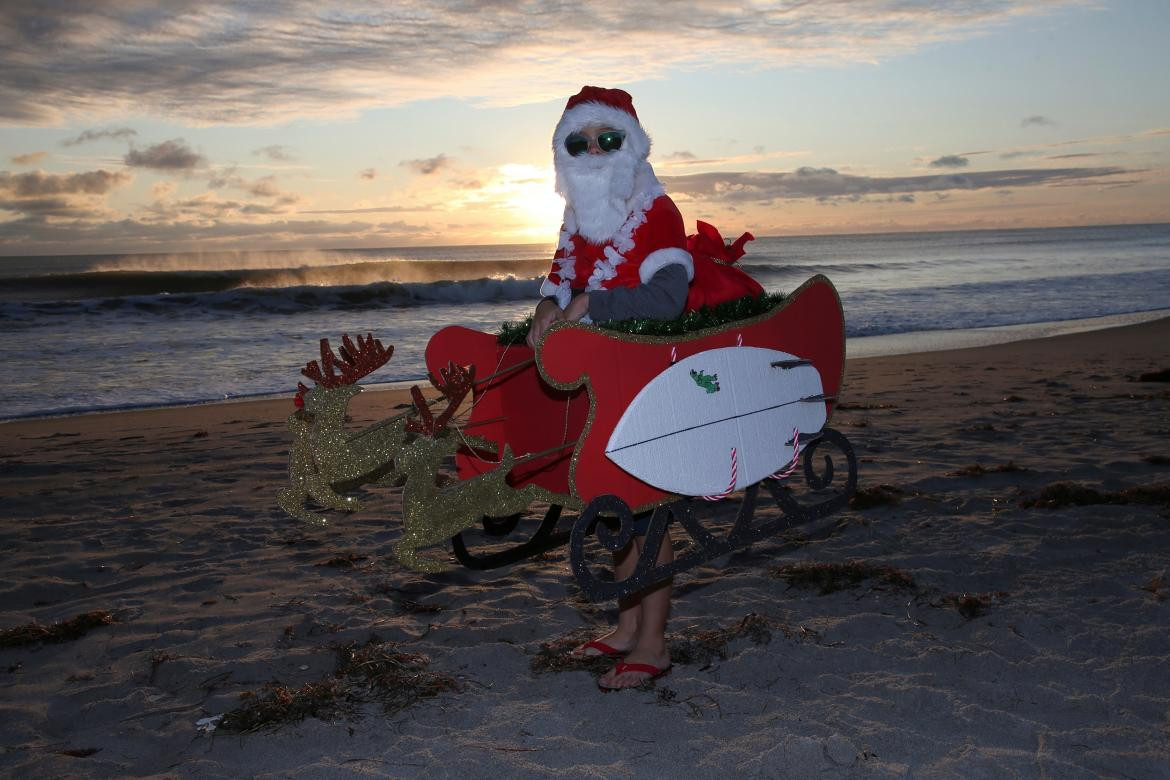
280 275 858 600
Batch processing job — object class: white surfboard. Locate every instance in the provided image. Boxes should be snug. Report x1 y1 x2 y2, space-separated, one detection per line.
605 347 827 496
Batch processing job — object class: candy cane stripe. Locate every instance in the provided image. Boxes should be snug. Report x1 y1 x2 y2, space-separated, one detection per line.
769 427 803 480
702 447 738 501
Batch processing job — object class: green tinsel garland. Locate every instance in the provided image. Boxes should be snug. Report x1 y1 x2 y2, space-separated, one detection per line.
497 292 787 345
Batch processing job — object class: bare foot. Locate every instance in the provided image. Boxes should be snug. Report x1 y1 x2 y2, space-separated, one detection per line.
597 648 672 690
570 631 636 658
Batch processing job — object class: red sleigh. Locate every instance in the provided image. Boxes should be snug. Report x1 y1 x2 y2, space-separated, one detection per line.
424 275 858 600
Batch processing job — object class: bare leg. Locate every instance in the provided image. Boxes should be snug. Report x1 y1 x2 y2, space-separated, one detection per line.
598 528 674 687
574 541 640 656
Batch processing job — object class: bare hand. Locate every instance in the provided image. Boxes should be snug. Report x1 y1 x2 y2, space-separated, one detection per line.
527 299 563 348
562 291 590 323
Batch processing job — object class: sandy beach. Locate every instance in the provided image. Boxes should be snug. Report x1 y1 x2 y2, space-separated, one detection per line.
2 318 1168 779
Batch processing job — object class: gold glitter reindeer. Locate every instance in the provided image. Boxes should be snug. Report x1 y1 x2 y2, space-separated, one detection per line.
393 364 543 573
279 333 547 573
277 334 409 525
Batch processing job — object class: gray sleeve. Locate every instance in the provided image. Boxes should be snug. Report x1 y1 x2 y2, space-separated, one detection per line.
586 263 689 323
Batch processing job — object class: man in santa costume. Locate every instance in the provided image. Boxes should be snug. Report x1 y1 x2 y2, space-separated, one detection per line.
529 86 686 690
527 86 694 349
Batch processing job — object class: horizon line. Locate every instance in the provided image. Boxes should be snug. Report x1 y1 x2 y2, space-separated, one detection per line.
1 219 1168 260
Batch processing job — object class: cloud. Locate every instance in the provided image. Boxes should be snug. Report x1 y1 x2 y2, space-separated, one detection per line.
929 155 969 168
245 175 281 198
0 169 131 197
123 139 206 170
660 165 1133 203
10 151 46 165
0 168 131 219
0 197 101 218
145 192 299 220
400 154 450 176
60 127 137 146
1021 115 1056 127
359 168 377 180
0 1 1091 124
301 204 440 214
252 144 295 161
995 125 1170 161
657 149 809 168
200 171 302 211
0 212 431 253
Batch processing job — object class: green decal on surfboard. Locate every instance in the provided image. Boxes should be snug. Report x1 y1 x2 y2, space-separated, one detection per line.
690 369 720 394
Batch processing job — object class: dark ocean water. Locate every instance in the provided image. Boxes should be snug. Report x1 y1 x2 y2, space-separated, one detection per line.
1 223 1168 418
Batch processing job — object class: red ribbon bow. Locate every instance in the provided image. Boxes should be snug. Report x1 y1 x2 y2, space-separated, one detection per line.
687 221 754 265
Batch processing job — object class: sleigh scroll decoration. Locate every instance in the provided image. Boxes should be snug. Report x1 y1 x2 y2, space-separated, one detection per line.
279 275 857 600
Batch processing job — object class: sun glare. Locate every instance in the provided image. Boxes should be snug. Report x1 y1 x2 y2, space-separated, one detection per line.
497 164 564 239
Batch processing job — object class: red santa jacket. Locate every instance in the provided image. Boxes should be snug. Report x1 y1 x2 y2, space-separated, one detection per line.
539 193 693 310
539 193 765 314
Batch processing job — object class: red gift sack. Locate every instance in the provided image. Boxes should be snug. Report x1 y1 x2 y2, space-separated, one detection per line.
684 221 765 312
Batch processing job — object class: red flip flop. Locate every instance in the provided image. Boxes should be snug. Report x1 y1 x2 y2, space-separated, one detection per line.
571 639 623 658
598 661 672 690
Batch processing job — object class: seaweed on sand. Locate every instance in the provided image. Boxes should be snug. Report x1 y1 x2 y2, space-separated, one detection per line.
948 461 1025 477
337 638 459 713
1136 368 1170 383
937 591 1007 620
529 629 621 675
774 560 916 595
849 484 904 510
220 636 459 733
1138 574 1166 602
530 613 775 675
148 649 177 684
367 581 445 613
0 610 119 648
220 679 351 732
315 553 369 569
667 613 773 668
1020 482 1170 508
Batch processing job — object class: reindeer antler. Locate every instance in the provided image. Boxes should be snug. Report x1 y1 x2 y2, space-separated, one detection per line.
301 333 393 389
405 361 475 437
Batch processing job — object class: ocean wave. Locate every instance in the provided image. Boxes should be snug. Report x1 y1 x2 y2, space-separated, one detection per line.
739 260 926 276
0 258 552 303
2 252 951 304
0 276 545 320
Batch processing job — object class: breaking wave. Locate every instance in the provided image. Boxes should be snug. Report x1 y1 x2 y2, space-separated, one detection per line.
1 258 551 303
0 276 544 321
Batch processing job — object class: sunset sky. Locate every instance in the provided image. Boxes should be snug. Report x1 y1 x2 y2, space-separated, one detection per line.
1 1 1168 255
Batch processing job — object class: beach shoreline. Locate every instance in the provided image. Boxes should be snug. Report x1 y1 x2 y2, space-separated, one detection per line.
5 306 1170 425
1 316 1168 778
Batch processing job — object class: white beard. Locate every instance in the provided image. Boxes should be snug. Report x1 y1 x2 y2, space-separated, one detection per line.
556 153 637 244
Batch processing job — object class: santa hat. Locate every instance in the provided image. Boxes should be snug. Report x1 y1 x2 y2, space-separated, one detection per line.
552 86 651 162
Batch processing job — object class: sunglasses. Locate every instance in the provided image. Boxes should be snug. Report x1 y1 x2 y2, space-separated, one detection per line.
564 130 625 156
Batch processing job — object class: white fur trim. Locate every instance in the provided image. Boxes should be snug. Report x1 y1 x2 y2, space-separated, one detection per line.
539 276 560 298
586 246 625 291
639 247 694 283
538 276 572 309
541 229 577 308
611 185 661 253
556 226 573 253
